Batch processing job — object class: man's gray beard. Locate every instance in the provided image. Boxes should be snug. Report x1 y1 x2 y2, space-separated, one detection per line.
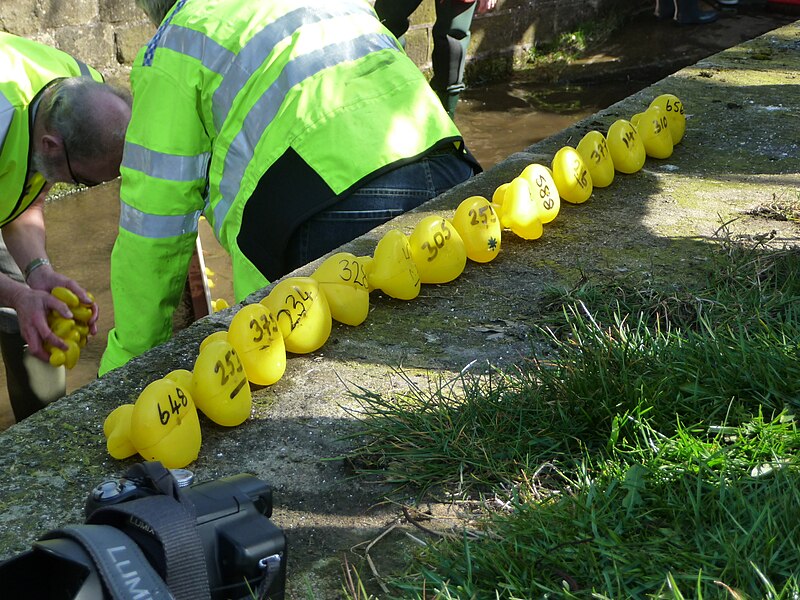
30 151 60 184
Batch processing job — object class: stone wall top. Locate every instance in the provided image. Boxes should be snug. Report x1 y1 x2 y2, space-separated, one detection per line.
0 0 646 88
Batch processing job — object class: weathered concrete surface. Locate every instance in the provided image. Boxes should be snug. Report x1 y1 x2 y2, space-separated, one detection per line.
1 20 799 599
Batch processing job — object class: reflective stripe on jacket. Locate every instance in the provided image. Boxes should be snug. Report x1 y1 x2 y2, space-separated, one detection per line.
0 32 101 225
102 0 463 374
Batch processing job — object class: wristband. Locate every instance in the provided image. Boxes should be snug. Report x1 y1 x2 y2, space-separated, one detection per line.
23 257 51 282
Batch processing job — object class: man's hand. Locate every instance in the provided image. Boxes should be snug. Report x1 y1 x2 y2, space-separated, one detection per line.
476 0 497 13
19 266 99 361
9 286 70 361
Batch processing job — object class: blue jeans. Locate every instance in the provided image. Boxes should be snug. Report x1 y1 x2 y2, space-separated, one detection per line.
283 152 474 272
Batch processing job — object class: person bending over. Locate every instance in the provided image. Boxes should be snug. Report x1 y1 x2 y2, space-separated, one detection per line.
0 33 131 420
99 0 480 375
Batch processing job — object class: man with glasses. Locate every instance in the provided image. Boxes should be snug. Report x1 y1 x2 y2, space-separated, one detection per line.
0 33 131 422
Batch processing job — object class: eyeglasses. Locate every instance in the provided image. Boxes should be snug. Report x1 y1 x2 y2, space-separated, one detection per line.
63 141 101 187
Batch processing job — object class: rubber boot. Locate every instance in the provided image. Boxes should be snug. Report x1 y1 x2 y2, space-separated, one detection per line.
437 91 461 119
0 330 66 422
673 0 719 23
655 0 675 18
431 29 468 118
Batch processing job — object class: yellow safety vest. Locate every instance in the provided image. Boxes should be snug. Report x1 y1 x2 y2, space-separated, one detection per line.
0 32 102 225
102 0 465 374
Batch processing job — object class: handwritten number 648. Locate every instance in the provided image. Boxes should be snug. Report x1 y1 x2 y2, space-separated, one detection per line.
158 387 189 426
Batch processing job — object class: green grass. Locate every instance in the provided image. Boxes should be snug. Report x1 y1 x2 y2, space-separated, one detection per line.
344 238 800 598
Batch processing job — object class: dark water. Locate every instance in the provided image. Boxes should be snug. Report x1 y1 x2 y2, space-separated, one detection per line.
0 77 646 428
456 78 647 168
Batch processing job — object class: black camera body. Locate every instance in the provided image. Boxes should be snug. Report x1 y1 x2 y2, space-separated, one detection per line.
0 463 287 600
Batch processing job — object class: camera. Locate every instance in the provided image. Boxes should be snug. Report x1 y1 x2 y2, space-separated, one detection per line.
0 461 287 600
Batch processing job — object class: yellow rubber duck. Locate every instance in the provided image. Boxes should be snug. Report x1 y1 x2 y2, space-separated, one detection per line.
632 105 673 159
491 183 510 229
129 377 202 468
649 93 685 144
192 339 252 426
409 216 467 284
501 177 544 240
452 196 502 263
47 286 93 368
212 298 229 312
518 164 560 223
261 277 332 354
367 230 421 300
606 119 646 174
551 146 593 204
227 303 286 386
311 252 372 326
576 131 615 188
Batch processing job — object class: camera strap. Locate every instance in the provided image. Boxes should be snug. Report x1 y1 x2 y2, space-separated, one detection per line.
89 495 212 600
123 461 184 499
40 524 174 599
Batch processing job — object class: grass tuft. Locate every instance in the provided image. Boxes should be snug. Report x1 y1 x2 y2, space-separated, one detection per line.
344 238 800 598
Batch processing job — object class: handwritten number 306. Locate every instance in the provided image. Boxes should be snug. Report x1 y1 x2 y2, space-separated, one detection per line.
421 220 452 262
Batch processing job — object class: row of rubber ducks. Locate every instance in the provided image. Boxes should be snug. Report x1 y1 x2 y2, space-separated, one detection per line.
103 93 687 469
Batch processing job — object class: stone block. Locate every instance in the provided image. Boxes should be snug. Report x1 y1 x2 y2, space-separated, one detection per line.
410 0 437 25
100 65 132 90
24 32 59 48
114 22 156 65
40 0 99 28
0 0 42 36
100 0 144 23
402 27 432 72
471 9 536 57
53 23 116 71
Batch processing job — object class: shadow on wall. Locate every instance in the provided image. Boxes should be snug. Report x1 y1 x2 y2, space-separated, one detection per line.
463 0 652 84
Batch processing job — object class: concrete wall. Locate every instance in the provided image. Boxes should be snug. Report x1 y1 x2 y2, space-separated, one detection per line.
0 0 152 86
0 0 644 88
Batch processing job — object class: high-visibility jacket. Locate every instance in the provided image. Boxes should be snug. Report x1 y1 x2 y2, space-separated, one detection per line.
0 33 101 226
101 0 465 374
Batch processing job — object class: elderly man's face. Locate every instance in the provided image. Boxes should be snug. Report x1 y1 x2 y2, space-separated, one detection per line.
30 147 63 184
34 88 131 187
